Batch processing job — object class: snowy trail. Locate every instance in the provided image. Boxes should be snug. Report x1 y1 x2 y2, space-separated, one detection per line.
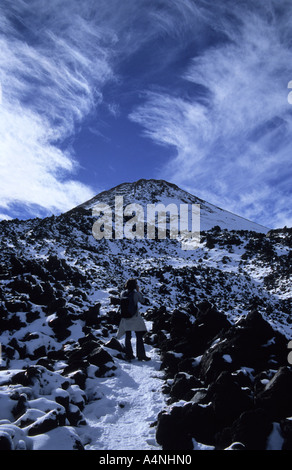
79 343 167 450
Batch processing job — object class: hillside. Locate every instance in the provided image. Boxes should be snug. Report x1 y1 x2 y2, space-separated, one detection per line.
0 179 291 450
76 179 269 233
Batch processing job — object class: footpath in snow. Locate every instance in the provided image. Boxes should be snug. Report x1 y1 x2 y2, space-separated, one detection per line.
78 342 167 450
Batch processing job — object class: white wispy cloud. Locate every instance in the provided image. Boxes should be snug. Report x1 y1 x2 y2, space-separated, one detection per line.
130 1 292 228
0 0 195 219
0 0 118 219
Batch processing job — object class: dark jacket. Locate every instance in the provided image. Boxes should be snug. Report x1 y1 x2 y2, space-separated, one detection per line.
116 289 147 339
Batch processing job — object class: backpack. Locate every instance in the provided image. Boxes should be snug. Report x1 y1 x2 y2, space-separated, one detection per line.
120 290 137 318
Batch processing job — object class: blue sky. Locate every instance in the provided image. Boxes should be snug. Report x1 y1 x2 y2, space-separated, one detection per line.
0 0 292 228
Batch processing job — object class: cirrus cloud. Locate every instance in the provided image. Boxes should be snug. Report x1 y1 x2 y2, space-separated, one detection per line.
130 0 292 228
0 0 117 219
0 0 209 219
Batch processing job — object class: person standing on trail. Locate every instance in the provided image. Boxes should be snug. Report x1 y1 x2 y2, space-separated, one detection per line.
116 278 151 362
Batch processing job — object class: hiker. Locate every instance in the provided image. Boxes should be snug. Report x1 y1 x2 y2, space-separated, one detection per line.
117 278 150 361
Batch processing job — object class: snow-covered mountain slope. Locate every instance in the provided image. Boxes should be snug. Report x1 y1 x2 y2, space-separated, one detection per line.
0 179 291 450
75 179 269 234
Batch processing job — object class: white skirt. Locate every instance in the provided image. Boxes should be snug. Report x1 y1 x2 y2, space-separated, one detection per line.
116 313 147 339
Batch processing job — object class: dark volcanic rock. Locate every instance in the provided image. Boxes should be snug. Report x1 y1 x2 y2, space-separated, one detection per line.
156 402 216 450
255 366 292 420
156 306 290 450
199 310 287 384
27 409 66 436
0 433 13 450
88 346 116 377
216 408 273 450
207 371 252 428
169 372 202 402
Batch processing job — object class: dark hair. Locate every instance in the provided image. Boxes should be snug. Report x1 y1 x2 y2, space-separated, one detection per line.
125 278 138 291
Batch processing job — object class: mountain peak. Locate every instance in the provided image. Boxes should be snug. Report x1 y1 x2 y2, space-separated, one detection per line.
74 179 269 234
76 179 200 207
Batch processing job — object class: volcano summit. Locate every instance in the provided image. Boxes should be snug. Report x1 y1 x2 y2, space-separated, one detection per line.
75 179 269 235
